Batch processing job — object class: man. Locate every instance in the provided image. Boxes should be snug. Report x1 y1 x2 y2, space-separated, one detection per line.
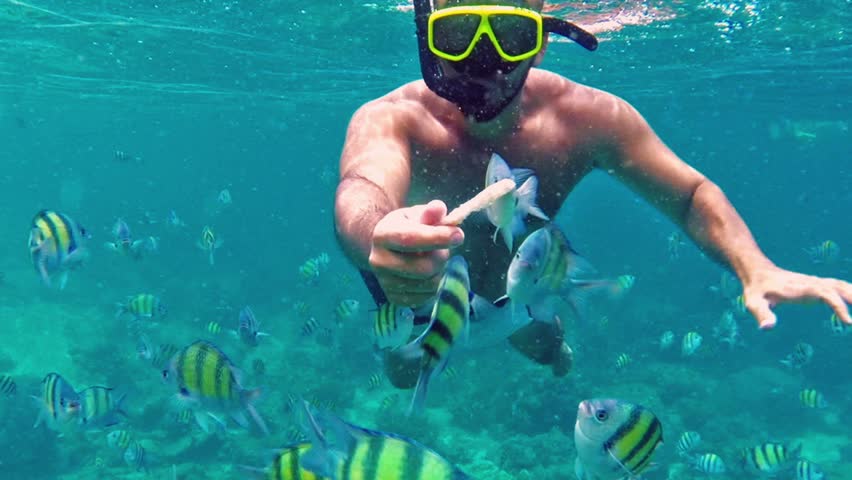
334 0 852 385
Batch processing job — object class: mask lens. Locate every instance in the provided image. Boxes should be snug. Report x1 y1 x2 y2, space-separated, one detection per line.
490 14 539 57
432 14 482 56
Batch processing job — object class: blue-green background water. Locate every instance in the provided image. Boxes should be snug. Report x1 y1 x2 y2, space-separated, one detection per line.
0 0 850 478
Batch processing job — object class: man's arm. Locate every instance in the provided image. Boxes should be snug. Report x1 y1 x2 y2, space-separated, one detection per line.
334 100 412 269
593 95 771 280
590 92 852 328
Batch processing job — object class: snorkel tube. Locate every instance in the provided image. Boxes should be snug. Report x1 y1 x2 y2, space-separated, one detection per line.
414 0 471 106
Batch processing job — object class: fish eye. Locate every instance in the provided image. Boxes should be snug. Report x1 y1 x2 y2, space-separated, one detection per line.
161 370 169 380
594 409 609 422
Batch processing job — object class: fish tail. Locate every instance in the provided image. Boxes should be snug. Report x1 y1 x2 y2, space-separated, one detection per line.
515 176 549 220
501 225 514 252
244 400 269 436
407 367 433 416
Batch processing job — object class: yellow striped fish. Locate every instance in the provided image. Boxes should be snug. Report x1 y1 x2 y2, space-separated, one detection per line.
800 389 828 409
78 386 128 429
267 443 329 480
0 374 16 396
506 224 613 323
294 402 471 480
399 256 470 415
107 429 133 450
741 442 801 475
116 293 167 319
33 372 81 432
28 210 89 289
574 398 663 480
164 340 268 435
372 303 415 350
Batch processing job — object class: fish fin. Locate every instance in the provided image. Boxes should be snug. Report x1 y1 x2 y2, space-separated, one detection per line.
104 242 118 252
511 167 535 185
467 295 532 349
62 247 87 267
500 226 514 252
574 457 587 480
239 388 269 435
509 213 526 239
31 396 44 428
37 260 52 288
298 400 354 479
58 272 69 290
231 410 249 428
407 366 434 417
515 176 548 220
245 402 269 435
193 410 211 433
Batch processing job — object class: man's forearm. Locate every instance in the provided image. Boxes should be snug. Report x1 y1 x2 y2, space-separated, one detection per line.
334 176 395 270
684 180 775 281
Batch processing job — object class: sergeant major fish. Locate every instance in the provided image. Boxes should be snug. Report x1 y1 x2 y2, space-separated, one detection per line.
574 398 663 480
116 293 167 320
506 224 614 324
294 401 471 480
398 256 470 415
78 386 128 429
33 372 81 433
28 210 89 289
162 340 268 435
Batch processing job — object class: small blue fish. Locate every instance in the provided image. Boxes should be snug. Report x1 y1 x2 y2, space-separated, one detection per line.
166 210 186 228
236 306 268 347
105 218 146 258
484 153 548 251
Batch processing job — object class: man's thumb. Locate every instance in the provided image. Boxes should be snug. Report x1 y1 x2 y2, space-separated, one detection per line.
420 200 448 226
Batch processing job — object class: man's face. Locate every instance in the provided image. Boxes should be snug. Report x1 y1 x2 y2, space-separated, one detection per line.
423 0 546 121
434 0 544 100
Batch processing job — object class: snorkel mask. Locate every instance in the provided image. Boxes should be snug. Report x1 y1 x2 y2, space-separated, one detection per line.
414 0 598 122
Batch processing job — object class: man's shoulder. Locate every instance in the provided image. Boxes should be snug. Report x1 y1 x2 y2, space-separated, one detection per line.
361 80 433 110
526 69 633 126
527 69 617 108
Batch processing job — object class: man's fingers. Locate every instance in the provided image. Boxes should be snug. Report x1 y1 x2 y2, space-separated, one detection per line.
822 289 852 325
747 295 777 330
370 248 449 280
376 224 464 252
834 279 852 324
419 200 448 225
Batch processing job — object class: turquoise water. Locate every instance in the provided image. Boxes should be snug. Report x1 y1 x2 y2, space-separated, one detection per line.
0 0 850 478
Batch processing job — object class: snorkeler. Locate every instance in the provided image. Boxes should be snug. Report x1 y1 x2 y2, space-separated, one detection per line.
333 0 852 385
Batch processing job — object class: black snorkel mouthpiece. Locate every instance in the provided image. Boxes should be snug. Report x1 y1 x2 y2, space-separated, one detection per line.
413 0 599 122
414 0 472 109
